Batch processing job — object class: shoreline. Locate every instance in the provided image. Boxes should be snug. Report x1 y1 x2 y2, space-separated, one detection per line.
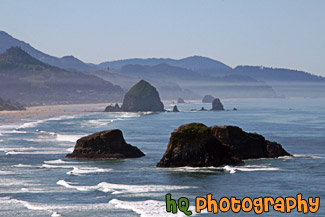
0 103 109 123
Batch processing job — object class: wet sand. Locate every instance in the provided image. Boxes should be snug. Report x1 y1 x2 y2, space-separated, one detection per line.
0 103 110 123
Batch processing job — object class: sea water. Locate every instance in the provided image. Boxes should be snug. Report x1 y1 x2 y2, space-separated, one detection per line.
0 98 324 216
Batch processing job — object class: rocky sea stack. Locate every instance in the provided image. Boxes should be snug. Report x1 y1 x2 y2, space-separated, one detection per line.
157 123 291 167
177 97 185 103
172 105 179 112
202 95 214 103
105 80 164 112
66 130 145 159
211 98 224 110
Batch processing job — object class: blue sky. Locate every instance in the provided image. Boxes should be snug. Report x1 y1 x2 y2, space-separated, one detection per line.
1 0 324 75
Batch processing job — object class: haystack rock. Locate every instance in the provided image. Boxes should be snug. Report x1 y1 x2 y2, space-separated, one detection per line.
202 95 214 103
211 98 224 111
121 80 164 112
177 97 185 104
157 123 291 167
66 130 145 159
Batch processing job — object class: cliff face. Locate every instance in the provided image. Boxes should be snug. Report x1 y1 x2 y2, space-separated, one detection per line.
120 80 164 112
66 129 145 159
157 123 291 167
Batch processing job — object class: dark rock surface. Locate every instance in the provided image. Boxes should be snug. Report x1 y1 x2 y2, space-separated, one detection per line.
157 123 242 167
211 98 224 110
66 129 145 159
177 97 185 103
157 123 291 167
202 95 214 103
0 97 25 111
120 80 164 112
172 105 179 112
104 103 121 112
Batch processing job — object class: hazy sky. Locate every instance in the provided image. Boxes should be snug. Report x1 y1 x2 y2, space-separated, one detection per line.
1 0 324 75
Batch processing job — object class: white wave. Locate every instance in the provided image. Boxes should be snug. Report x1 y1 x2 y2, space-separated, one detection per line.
41 164 74 169
109 199 198 217
161 166 222 173
223 165 280 174
1 197 112 216
87 119 113 126
293 154 325 159
0 178 39 187
13 164 36 168
47 115 78 121
41 164 111 175
0 147 38 155
0 170 14 175
66 147 74 152
17 120 47 129
56 134 84 143
6 149 68 155
43 159 68 164
66 167 112 176
57 180 195 194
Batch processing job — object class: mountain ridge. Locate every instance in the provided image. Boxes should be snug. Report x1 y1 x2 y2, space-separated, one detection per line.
0 47 124 105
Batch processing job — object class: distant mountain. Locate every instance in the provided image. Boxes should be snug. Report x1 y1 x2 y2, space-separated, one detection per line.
91 69 198 100
234 66 325 97
116 63 277 98
99 56 232 76
0 31 95 73
0 47 124 105
234 66 325 82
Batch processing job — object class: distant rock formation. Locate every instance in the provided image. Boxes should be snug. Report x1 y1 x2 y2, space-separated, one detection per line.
172 105 179 112
104 80 164 112
104 103 121 112
0 97 25 111
121 80 164 112
66 129 145 159
211 98 224 111
157 123 291 167
233 108 238 111
200 107 207 111
177 97 185 103
202 95 214 103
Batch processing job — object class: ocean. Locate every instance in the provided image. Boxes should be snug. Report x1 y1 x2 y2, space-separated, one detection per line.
0 98 324 216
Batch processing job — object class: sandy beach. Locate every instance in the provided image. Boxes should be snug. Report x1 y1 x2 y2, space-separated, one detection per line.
0 103 110 123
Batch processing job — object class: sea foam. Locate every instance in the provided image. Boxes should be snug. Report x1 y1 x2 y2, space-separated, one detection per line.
57 180 196 194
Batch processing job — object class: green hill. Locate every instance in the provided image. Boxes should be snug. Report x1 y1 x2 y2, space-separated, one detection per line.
0 47 124 105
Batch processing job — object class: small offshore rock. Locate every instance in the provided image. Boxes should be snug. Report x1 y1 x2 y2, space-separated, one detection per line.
66 129 145 159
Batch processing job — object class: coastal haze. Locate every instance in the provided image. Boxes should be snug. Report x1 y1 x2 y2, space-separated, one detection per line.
0 1 324 217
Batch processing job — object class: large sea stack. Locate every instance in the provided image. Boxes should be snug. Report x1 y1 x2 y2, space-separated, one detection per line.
211 98 225 110
113 80 164 112
157 123 291 167
202 95 214 103
66 129 145 159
